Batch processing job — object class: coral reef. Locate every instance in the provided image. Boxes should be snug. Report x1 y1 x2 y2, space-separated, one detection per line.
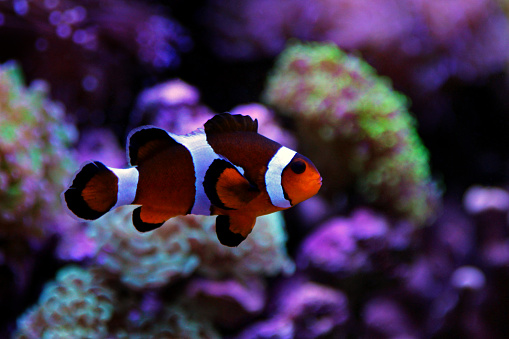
14 266 115 339
87 206 294 289
14 265 221 339
0 61 77 241
263 41 440 225
4 2 509 338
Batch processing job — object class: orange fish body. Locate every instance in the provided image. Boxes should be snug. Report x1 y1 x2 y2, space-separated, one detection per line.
63 114 322 246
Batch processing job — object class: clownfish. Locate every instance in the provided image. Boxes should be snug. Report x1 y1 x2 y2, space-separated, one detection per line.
63 113 322 247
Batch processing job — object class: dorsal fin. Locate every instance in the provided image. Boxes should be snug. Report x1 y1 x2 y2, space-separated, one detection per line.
204 113 258 135
127 126 179 166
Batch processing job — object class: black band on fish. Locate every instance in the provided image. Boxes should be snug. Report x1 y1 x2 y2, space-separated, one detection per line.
63 161 117 220
128 127 179 166
132 206 165 232
215 215 246 247
204 159 237 210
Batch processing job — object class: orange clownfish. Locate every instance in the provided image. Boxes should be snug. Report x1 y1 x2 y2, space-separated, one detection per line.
63 113 322 247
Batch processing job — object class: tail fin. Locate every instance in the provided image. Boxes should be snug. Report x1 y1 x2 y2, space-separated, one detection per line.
63 161 138 220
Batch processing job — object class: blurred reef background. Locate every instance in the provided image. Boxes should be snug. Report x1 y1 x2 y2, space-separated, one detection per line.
1 0 509 338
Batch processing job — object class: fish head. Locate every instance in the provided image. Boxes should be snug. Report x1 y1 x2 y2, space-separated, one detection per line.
281 153 322 206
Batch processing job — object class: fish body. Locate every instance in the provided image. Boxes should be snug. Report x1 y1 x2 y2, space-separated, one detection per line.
63 113 322 246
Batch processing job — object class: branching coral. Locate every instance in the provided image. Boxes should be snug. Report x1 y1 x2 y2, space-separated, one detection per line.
263 41 440 225
0 61 77 241
14 266 115 339
87 206 294 289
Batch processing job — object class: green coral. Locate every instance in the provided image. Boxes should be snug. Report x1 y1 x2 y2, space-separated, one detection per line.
87 206 294 289
14 266 115 339
0 61 77 239
263 41 439 225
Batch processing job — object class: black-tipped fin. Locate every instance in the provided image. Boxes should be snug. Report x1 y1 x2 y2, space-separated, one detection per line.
215 214 256 247
132 206 166 232
204 159 259 210
127 126 179 166
204 113 258 135
63 161 117 220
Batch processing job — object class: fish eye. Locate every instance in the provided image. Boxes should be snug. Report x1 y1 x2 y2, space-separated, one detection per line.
290 160 306 174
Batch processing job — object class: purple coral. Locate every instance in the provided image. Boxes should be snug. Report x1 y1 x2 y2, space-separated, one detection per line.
297 208 413 279
238 278 349 339
185 276 266 329
131 79 215 133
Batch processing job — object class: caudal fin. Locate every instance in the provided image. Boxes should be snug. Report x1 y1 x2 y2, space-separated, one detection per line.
63 161 121 220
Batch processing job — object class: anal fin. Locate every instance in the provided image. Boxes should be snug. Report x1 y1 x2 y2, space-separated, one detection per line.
215 214 256 247
132 206 167 232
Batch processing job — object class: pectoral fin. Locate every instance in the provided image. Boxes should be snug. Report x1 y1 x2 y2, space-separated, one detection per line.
215 214 256 247
204 159 259 210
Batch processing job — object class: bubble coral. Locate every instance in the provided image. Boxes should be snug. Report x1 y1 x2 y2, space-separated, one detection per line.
87 206 294 290
263 41 440 225
14 266 115 339
0 61 77 241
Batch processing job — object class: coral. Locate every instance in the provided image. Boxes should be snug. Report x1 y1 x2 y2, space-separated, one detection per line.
297 208 413 279
263 41 440 225
0 61 77 241
87 206 294 289
184 276 266 329
14 265 221 338
206 0 509 91
14 266 115 339
362 297 418 338
132 79 296 149
0 0 192 125
193 210 295 279
237 277 349 339
130 79 215 133
463 186 509 268
74 128 126 169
